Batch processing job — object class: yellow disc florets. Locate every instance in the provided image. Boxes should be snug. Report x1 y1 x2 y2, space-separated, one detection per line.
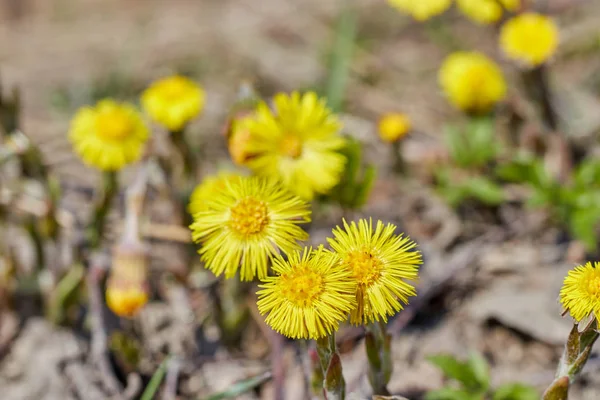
278 263 325 308
347 250 383 287
229 197 270 236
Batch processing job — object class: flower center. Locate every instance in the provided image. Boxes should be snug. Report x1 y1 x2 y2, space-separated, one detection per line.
279 135 303 158
229 197 270 236
96 110 133 140
279 264 324 308
347 250 382 287
585 275 600 298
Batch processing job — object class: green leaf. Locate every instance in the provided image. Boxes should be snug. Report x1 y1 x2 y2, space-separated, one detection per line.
467 352 490 390
140 357 170 400
204 372 272 400
427 354 481 390
467 116 496 167
353 164 377 208
465 177 504 205
569 208 599 251
444 125 468 166
425 388 480 400
493 383 538 400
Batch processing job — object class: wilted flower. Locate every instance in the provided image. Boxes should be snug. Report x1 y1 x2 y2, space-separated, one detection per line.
500 13 559 67
240 92 346 200
69 99 149 171
439 51 507 114
328 219 422 325
560 262 600 323
257 247 357 339
387 0 452 21
141 75 205 132
106 242 149 318
378 113 412 143
190 176 311 281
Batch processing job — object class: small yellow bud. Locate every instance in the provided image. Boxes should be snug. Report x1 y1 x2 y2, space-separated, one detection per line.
106 242 148 318
500 13 559 67
378 113 412 143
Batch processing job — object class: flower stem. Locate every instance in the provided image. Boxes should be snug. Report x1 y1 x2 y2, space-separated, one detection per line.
543 321 599 400
392 140 405 175
88 171 118 249
522 64 558 132
365 320 392 395
316 333 346 400
170 128 197 181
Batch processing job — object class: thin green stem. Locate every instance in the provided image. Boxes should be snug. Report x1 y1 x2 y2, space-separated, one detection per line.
88 171 118 249
365 320 392 395
316 333 345 400
170 128 197 180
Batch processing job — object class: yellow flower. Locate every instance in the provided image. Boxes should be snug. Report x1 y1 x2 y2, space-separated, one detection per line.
69 99 149 171
387 0 452 21
327 219 422 325
190 176 311 281
241 92 346 200
228 115 255 165
141 75 205 132
188 172 242 215
439 51 507 114
106 283 148 318
500 13 559 67
560 262 600 323
106 241 149 318
257 247 357 339
457 0 520 24
378 113 412 143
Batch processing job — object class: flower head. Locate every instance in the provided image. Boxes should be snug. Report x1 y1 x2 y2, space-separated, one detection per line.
500 13 559 67
228 114 255 165
457 0 519 24
240 91 346 200
188 172 243 216
327 219 422 325
387 0 452 21
378 113 412 143
560 262 600 323
106 241 149 318
257 247 357 339
190 176 311 281
439 51 507 114
141 75 205 131
69 99 149 171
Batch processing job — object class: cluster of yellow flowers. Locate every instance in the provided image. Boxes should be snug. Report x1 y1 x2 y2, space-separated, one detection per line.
69 75 205 172
188 174 422 339
387 0 520 23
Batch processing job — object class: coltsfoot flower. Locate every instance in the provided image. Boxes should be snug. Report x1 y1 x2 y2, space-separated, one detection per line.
560 262 600 323
257 247 357 339
457 0 520 25
141 75 205 132
439 51 507 114
500 13 559 67
228 115 255 165
190 176 311 281
240 91 346 200
106 242 149 318
328 219 422 325
387 0 452 21
188 172 243 215
69 99 149 171
378 113 412 143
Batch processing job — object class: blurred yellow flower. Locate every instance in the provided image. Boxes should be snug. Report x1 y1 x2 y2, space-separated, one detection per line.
228 115 255 165
106 284 148 318
190 176 311 281
388 0 452 21
560 262 600 323
188 172 242 215
106 242 149 318
327 219 422 325
69 99 149 171
241 92 346 200
439 51 507 114
457 0 520 24
378 113 412 143
257 247 357 339
141 75 205 132
500 13 558 67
